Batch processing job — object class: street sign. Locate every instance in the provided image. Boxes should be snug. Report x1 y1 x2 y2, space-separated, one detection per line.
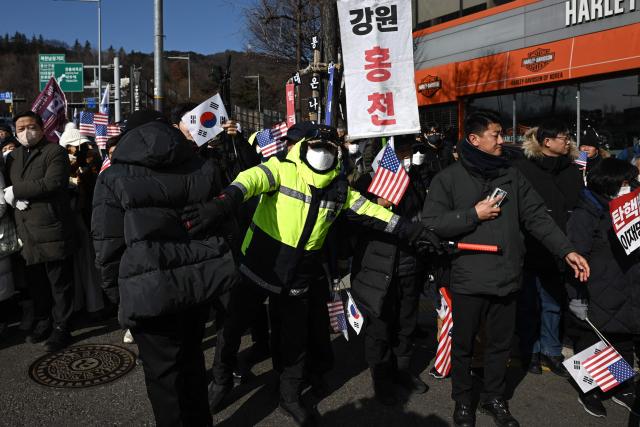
0 92 12 103
53 63 84 92
39 54 65 91
86 97 97 109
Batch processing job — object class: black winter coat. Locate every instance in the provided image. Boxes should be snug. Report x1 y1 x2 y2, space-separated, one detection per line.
423 158 574 296
92 122 238 327
7 140 75 265
566 190 640 335
350 165 429 317
512 138 583 273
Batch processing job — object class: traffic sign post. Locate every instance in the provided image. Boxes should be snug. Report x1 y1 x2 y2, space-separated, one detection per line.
53 63 84 92
39 54 65 91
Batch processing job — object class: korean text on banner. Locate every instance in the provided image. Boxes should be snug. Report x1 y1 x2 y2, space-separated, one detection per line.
286 82 296 127
181 94 228 147
31 77 67 143
609 188 640 255
337 0 420 139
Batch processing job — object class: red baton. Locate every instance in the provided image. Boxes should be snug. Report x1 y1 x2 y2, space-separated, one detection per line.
448 242 501 253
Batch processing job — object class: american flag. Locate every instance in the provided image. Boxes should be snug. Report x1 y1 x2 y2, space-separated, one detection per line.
256 129 287 158
583 345 635 392
434 287 453 377
367 143 410 206
271 121 289 140
79 111 95 136
575 151 588 168
93 112 109 126
95 124 108 149
99 156 111 174
327 291 348 340
107 123 121 137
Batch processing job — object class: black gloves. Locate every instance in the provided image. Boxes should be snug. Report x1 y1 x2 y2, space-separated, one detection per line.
181 189 240 238
397 220 443 255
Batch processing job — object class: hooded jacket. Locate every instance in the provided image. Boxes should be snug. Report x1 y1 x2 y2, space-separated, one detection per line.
566 190 640 335
92 122 238 327
422 141 575 296
511 130 583 273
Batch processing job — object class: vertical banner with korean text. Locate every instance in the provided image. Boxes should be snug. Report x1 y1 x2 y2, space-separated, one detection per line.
337 0 420 139
286 82 296 127
610 188 640 255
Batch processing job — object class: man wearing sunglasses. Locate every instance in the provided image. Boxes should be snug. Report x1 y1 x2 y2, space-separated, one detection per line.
182 123 441 425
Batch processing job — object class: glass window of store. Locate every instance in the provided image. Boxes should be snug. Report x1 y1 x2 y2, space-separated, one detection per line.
413 0 515 30
580 75 640 152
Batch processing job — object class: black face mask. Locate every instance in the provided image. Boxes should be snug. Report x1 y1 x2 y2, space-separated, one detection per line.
426 134 443 146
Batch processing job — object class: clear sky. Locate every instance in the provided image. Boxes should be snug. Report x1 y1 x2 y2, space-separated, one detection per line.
2 0 251 54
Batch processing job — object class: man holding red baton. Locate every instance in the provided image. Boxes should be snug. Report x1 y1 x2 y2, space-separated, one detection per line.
423 111 590 427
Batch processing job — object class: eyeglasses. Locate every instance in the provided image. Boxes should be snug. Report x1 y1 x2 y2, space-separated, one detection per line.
554 135 570 143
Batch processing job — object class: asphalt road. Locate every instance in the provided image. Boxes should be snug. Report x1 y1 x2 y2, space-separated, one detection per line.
0 307 637 427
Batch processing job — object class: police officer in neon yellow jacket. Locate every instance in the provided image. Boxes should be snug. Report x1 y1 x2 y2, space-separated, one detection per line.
182 124 439 425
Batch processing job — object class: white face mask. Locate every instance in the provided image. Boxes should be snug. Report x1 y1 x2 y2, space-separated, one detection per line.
618 185 631 196
403 157 411 172
68 154 77 163
347 143 359 155
412 152 425 166
306 147 335 172
17 129 42 147
2 150 10 160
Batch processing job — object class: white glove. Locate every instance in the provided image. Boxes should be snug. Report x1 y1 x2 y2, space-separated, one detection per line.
3 186 15 207
569 299 589 321
15 200 30 211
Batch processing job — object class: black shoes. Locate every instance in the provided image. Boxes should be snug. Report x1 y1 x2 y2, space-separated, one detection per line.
612 392 640 416
526 353 542 375
429 366 449 379
453 402 475 427
279 399 314 426
26 319 52 344
44 327 72 352
370 367 397 406
578 392 606 418
208 381 232 412
480 399 520 427
540 354 570 378
394 370 429 394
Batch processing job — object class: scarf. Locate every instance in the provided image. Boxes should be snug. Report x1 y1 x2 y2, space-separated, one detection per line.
458 139 509 179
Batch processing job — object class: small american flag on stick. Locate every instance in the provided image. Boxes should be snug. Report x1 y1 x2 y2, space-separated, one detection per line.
575 151 588 168
367 143 409 206
256 128 287 158
433 287 453 377
79 111 94 136
271 121 289 140
327 291 348 341
583 345 635 392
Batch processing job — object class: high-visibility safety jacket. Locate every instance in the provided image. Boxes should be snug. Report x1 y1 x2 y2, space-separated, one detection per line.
229 142 402 295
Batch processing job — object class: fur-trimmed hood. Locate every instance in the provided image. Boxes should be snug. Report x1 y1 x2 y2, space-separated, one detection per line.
522 127 579 160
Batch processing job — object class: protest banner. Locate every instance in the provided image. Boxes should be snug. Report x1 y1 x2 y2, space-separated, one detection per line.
286 82 296 127
609 188 640 255
337 0 420 139
31 77 67 143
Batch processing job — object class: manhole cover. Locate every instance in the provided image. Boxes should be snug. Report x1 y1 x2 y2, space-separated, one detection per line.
29 344 137 388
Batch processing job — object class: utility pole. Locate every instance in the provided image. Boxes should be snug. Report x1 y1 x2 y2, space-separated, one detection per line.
153 0 164 112
114 56 121 122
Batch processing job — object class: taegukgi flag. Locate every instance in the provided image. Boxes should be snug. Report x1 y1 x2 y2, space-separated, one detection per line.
181 94 229 147
346 290 364 335
337 0 420 140
563 341 608 393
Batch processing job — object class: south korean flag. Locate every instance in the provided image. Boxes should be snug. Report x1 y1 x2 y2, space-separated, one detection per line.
346 290 364 335
181 93 229 146
563 340 608 393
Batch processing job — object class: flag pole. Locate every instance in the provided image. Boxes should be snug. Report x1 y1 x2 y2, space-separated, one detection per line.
585 317 612 347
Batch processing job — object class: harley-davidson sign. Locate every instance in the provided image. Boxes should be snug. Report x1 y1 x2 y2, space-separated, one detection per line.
521 48 556 72
418 75 442 97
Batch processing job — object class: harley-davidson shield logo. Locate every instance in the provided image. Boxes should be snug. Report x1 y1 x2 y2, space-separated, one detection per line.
418 75 442 97
521 48 555 72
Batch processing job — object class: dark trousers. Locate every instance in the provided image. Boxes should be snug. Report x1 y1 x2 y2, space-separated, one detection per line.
131 305 212 427
565 313 640 395
364 274 420 371
25 258 73 330
451 291 517 404
212 276 332 402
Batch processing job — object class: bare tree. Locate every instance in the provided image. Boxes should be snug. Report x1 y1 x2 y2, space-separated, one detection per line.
244 0 321 68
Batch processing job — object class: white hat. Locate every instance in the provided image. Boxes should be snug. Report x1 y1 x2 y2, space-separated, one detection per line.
59 122 90 147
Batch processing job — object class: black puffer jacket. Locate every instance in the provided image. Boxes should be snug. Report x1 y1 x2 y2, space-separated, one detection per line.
423 144 575 296
7 139 75 265
512 134 583 273
350 165 428 317
92 122 238 327
566 189 640 334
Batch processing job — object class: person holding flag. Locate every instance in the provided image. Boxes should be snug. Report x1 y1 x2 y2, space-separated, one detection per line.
181 123 441 426
350 134 438 405
423 111 590 427
565 158 640 418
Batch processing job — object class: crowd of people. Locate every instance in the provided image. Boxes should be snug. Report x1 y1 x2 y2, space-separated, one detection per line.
0 107 638 427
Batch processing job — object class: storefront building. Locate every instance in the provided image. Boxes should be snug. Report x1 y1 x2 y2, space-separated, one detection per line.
412 0 640 149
